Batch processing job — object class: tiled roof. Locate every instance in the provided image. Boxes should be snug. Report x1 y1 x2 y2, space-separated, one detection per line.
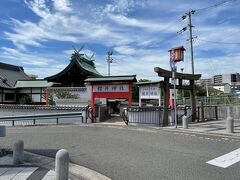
77 59 101 76
45 55 101 81
136 81 161 86
85 75 137 82
15 80 54 88
0 62 30 88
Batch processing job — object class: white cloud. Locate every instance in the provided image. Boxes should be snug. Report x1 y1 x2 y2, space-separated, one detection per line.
95 48 171 80
53 0 72 12
5 0 150 50
0 47 69 78
24 0 51 18
101 0 147 15
1 0 240 80
114 46 136 55
108 14 181 33
196 55 240 78
0 47 50 66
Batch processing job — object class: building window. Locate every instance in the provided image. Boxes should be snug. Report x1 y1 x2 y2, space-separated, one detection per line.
5 93 15 101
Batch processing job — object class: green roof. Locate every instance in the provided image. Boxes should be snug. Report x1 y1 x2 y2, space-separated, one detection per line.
85 75 137 82
77 59 101 76
45 54 101 81
15 80 54 88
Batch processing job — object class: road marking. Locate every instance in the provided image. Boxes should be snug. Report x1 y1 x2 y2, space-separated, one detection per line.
207 148 240 168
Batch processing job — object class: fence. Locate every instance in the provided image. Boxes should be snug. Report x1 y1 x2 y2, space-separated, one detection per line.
195 105 240 121
179 95 240 106
196 105 218 122
217 105 240 120
0 104 86 116
0 112 84 126
126 107 174 126
126 105 220 126
196 96 240 106
0 104 89 126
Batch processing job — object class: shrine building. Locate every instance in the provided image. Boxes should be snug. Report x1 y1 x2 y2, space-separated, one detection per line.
45 50 102 87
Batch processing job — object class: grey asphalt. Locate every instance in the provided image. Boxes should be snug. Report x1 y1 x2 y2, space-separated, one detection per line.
1 124 240 180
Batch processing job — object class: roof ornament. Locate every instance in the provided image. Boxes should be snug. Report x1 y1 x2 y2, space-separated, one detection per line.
85 53 95 62
71 45 85 61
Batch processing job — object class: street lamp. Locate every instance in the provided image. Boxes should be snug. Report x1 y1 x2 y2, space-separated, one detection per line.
169 46 186 128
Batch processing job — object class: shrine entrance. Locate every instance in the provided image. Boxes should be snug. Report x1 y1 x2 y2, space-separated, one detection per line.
85 75 137 123
154 67 201 126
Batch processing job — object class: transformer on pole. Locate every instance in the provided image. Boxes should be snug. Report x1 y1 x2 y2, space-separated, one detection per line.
107 50 113 76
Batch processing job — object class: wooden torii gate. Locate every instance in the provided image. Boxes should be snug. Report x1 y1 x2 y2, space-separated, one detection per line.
154 67 201 126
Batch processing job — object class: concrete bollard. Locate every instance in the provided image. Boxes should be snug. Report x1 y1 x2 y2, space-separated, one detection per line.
182 115 188 129
13 140 24 165
226 116 234 133
55 149 69 180
0 126 6 137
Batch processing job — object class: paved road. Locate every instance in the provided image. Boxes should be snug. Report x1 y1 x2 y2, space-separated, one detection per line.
1 124 240 180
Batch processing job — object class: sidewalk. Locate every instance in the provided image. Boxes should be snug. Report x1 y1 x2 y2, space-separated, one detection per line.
0 154 56 180
166 119 240 137
0 150 112 180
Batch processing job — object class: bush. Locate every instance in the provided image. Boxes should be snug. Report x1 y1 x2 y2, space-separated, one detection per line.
19 95 32 104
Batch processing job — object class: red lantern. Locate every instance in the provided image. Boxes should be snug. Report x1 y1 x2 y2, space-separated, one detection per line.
169 46 185 62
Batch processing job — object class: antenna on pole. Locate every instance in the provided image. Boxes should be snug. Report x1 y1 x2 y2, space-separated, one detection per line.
107 50 113 76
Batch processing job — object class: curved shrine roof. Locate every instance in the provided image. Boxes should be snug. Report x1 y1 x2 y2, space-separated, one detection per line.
45 53 101 81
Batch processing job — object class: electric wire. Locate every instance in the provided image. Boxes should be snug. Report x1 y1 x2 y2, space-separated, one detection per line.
197 38 240 45
195 0 239 12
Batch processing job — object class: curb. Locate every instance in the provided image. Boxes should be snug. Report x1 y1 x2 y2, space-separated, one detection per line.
24 151 112 180
79 123 240 140
160 127 240 139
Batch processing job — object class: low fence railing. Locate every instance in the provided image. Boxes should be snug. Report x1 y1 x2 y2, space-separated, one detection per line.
196 105 218 122
196 105 240 121
0 112 84 126
126 107 175 126
218 105 240 120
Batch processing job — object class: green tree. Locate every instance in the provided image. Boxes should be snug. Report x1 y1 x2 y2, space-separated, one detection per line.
132 79 151 102
56 91 79 99
195 84 207 96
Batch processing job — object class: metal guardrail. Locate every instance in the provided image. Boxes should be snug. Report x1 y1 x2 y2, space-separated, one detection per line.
0 104 86 111
0 112 84 126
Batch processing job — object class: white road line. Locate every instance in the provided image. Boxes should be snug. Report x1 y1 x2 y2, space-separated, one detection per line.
11 167 38 180
206 148 240 168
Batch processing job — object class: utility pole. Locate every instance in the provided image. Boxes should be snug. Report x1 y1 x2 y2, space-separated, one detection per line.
181 11 197 122
181 10 195 74
107 50 113 76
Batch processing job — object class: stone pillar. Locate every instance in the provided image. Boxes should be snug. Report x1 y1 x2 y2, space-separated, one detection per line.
182 115 188 129
55 149 69 180
13 140 24 165
226 106 234 133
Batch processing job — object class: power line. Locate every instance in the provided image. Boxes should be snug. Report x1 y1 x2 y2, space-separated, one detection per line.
195 0 238 12
197 38 240 44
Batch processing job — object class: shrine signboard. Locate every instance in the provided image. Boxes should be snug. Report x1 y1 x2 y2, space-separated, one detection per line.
93 84 129 92
137 82 161 107
85 75 137 122
140 86 160 99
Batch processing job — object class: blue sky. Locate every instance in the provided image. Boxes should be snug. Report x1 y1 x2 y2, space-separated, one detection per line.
0 0 239 80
